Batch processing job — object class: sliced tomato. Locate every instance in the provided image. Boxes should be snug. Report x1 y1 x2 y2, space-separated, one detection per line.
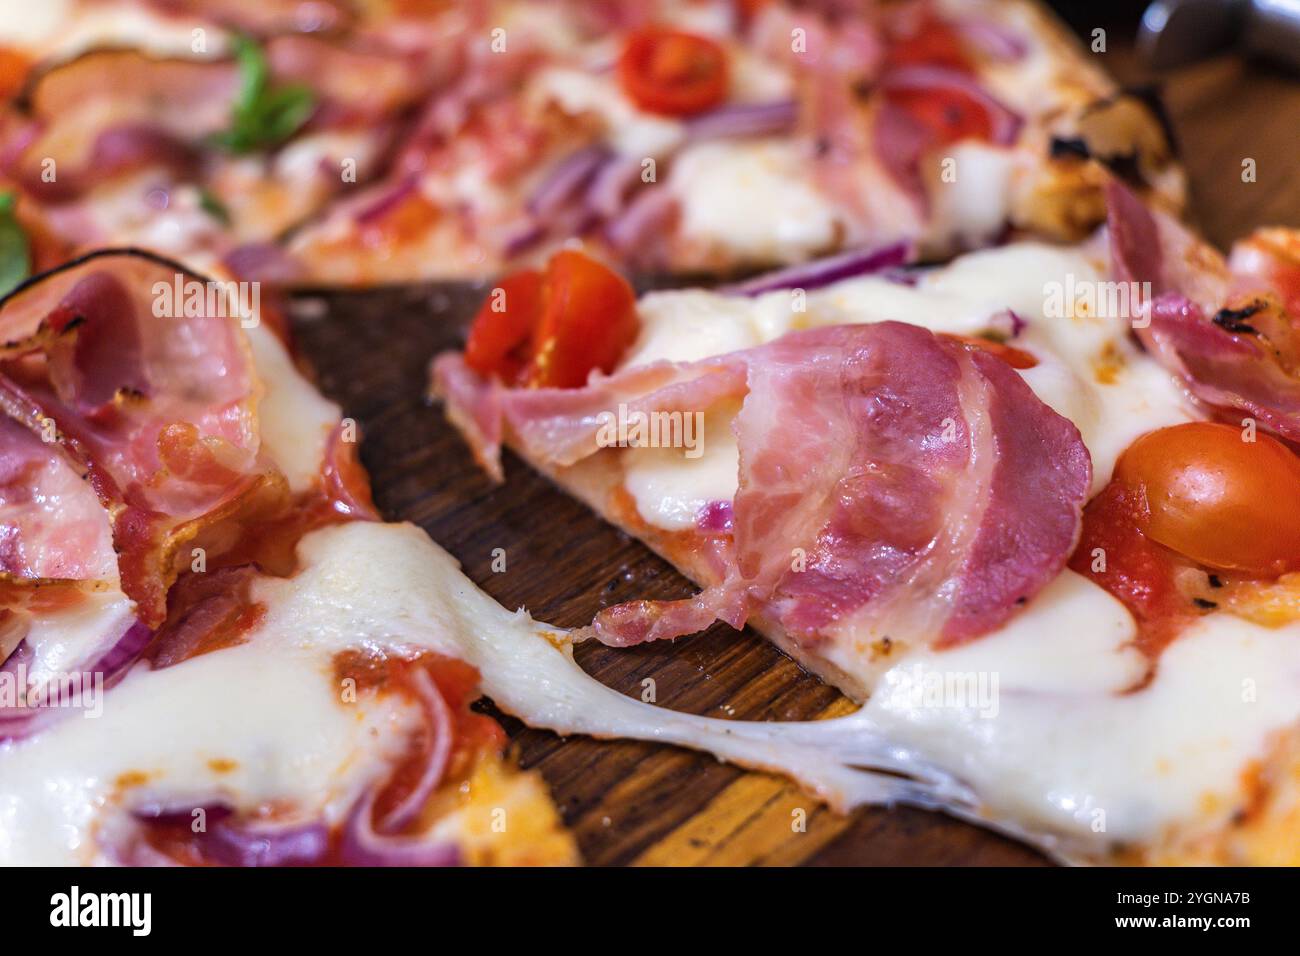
463 251 639 389
886 14 973 72
618 27 728 117
522 250 639 388
463 268 543 382
939 333 1037 369
1068 480 1192 661
1113 422 1300 576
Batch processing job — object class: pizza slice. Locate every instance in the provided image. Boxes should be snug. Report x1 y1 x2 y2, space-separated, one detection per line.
430 181 1300 864
288 0 1184 284
0 6 453 282
0 249 577 866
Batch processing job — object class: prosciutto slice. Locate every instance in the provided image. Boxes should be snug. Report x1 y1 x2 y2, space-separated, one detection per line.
0 250 286 626
434 322 1091 653
0 416 116 584
1106 181 1300 442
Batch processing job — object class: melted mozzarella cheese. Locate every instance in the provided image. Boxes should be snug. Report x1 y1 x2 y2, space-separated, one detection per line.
864 603 1300 847
0 572 415 865
534 68 684 158
925 142 1019 248
623 401 742 530
667 140 842 264
245 324 340 494
21 591 134 690
0 0 227 61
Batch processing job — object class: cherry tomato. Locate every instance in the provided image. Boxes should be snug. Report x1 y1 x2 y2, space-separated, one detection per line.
463 269 543 382
1113 422 1300 576
463 251 639 389
886 15 973 72
523 250 639 388
0 47 31 101
618 28 729 117
939 333 1038 369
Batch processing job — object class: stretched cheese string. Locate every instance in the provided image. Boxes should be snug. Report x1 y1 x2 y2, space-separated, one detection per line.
296 524 984 820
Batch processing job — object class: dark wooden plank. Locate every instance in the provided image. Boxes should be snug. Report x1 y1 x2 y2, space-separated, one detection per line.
288 41 1300 866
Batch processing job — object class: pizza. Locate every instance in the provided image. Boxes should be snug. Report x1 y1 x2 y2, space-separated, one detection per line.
288 0 1185 283
0 250 577 865
1 0 1295 870
0 0 1183 287
432 180 1300 865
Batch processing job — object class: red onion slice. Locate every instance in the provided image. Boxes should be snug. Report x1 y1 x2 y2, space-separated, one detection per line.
603 185 679 256
203 817 331 867
0 617 151 742
339 787 461 867
126 802 330 867
375 667 454 834
353 174 420 227
685 100 798 140
527 145 611 219
721 242 912 296
89 620 154 687
880 66 1024 146
585 153 644 219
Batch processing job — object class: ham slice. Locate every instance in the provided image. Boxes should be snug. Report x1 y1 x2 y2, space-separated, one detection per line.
1106 181 1300 442
434 322 1091 653
0 250 287 626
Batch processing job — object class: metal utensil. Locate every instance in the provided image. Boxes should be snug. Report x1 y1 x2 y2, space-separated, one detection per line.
1139 0 1300 70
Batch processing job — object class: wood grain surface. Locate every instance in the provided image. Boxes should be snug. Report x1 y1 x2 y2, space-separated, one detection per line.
289 40 1300 867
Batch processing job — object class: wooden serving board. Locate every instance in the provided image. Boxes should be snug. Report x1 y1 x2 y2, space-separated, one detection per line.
290 44 1300 866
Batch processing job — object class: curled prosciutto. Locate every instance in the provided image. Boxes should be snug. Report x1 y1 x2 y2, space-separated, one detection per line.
433 320 1091 657
0 249 286 626
1106 180 1300 444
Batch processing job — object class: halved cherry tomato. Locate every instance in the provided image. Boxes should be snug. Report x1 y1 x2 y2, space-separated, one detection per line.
618 27 728 117
523 250 639 388
0 47 31 100
883 86 993 146
463 268 543 382
939 333 1038 369
1113 422 1300 576
886 14 973 72
464 250 639 389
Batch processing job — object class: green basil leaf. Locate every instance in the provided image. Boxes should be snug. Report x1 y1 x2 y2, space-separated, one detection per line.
210 36 315 155
0 191 31 298
198 187 231 225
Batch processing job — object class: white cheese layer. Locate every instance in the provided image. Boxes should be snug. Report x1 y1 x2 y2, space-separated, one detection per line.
863 588 1300 847
0 0 227 61
245 323 340 495
667 140 842 265
534 67 685 158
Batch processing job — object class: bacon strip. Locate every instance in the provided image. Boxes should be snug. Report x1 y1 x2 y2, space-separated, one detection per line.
435 322 1090 651
0 250 286 626
1106 181 1300 442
